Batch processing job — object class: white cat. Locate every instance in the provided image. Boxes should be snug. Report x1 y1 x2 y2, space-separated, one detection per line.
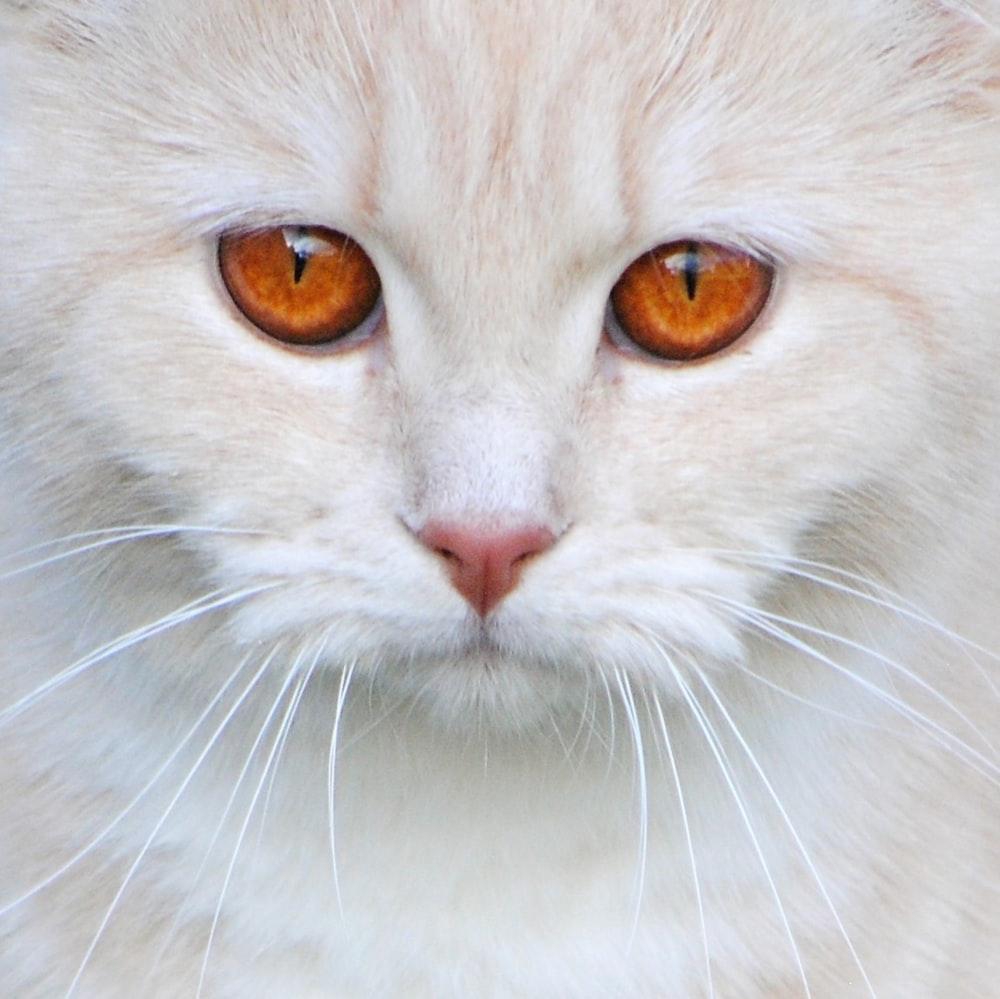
1 0 998 996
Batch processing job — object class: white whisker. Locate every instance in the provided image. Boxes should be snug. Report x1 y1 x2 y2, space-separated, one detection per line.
573 676 605 763
0 524 272 583
633 632 812 999
0 648 256 921
647 691 713 998
735 659 899 733
140 645 288 987
255 636 333 853
0 583 282 729
707 594 1000 784
614 667 648 947
680 650 876 998
327 658 357 921
597 669 618 779
544 703 577 762
63 641 285 999
712 549 1000 689
196 648 322 998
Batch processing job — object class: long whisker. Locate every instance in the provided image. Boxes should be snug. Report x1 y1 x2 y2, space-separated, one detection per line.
63 640 285 999
196 648 323 998
679 648 876 998
0 524 272 583
614 667 648 947
710 548 1000 682
189 644 315 888
735 657 904 733
707 594 1000 783
633 632 812 999
544 702 576 762
255 635 333 855
573 675 602 762
597 669 618 779
710 567 997 743
332 680 406 758
140 643 289 987
0 647 256 920
327 657 358 921
647 691 713 998
0 582 282 729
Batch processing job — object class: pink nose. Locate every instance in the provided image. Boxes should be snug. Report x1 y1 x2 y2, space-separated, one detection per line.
418 522 556 617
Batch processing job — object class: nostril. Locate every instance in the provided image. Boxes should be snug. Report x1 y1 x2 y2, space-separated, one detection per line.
432 544 461 564
416 522 556 617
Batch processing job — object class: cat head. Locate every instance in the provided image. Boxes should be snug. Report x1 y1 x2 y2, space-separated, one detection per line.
1 0 998 731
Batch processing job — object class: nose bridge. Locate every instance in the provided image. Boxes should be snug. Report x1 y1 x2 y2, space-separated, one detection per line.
404 386 564 532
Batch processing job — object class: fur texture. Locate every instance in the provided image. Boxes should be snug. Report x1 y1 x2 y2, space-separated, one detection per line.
0 1 998 995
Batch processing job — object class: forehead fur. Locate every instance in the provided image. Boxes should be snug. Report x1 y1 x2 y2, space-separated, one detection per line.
5 0 995 252
7 0 996 197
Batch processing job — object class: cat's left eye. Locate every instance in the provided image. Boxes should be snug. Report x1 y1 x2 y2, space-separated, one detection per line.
218 225 382 348
608 240 773 362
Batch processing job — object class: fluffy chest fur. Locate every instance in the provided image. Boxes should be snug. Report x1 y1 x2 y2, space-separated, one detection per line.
0 1 998 996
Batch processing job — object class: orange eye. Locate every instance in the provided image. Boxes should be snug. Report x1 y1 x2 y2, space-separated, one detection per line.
609 240 773 361
218 225 382 347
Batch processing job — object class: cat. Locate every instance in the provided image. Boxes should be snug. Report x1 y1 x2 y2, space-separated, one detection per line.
0 0 998 995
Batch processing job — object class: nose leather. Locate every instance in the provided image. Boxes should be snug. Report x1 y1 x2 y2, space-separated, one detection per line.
417 522 556 617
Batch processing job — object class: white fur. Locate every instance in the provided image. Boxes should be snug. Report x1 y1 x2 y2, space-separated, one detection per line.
0 1 998 995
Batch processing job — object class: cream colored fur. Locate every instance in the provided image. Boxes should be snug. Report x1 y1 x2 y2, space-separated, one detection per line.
0 1 998 995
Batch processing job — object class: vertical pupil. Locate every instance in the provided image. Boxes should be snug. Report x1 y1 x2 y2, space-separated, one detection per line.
682 241 699 301
292 248 309 284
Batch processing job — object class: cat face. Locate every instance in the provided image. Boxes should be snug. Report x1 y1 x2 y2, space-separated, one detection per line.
1 0 997 732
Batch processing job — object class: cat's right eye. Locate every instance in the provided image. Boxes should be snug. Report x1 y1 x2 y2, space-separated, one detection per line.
608 240 773 362
218 225 382 348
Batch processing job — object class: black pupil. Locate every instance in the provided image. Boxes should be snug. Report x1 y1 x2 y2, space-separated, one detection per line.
292 248 309 284
682 242 700 301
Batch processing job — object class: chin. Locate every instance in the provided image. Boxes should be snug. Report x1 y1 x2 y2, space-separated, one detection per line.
356 629 585 736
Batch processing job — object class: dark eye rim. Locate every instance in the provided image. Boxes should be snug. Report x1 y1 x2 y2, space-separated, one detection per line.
604 240 777 365
215 224 386 356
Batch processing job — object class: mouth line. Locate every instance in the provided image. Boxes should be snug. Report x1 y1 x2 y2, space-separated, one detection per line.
451 626 509 662
394 618 532 673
